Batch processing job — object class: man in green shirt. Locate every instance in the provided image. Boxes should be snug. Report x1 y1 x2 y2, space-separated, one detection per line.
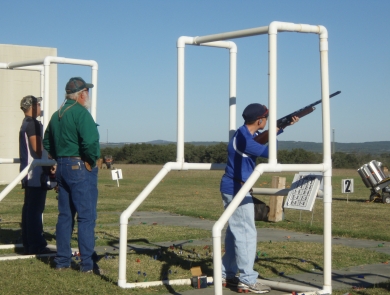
43 77 101 274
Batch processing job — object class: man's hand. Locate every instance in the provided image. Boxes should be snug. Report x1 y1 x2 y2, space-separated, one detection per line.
50 165 57 174
85 162 92 172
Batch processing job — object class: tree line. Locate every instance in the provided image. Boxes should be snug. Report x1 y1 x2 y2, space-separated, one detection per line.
100 143 390 169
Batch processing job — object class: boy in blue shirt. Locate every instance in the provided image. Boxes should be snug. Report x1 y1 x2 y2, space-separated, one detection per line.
220 103 298 293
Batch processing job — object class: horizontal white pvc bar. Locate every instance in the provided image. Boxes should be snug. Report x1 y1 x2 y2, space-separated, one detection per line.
14 65 44 71
0 63 43 72
8 56 98 69
0 253 56 261
199 41 237 51
194 21 325 45
252 187 324 198
122 277 213 289
194 26 269 43
257 279 320 292
0 244 23 249
0 159 56 202
0 158 20 164
181 163 226 170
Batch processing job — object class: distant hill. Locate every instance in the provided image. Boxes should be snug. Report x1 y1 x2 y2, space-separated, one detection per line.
278 141 390 154
100 141 390 155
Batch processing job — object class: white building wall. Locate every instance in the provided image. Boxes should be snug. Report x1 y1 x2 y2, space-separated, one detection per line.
0 44 57 185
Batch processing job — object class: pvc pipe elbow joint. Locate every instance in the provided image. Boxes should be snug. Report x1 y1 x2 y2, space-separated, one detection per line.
318 25 328 39
118 280 127 288
177 36 194 48
227 41 237 53
212 222 223 238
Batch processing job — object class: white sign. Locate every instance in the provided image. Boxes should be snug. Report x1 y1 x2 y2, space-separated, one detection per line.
342 179 354 193
284 174 321 211
299 172 324 193
111 169 123 180
111 169 123 187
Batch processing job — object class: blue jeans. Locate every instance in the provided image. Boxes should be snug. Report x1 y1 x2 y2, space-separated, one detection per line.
221 192 258 285
55 157 98 271
22 187 47 254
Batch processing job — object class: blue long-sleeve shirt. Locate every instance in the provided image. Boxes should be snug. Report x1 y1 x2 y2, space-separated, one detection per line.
220 124 283 195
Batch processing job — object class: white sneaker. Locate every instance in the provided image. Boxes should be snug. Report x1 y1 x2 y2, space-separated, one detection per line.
237 281 271 293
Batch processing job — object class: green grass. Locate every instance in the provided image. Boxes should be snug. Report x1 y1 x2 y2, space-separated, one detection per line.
0 242 388 295
1 164 390 294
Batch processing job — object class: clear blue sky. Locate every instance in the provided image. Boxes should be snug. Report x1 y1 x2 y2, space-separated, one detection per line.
1 1 389 143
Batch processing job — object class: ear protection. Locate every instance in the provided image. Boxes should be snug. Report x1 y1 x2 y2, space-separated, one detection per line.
259 119 263 124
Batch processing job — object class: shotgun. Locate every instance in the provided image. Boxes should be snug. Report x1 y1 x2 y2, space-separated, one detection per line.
254 91 341 144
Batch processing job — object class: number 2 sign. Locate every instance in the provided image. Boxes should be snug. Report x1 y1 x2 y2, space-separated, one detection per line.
342 179 354 193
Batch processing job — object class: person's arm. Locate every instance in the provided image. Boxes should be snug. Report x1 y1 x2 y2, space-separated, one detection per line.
43 115 57 159
254 116 299 144
29 135 43 158
77 111 100 167
26 119 43 158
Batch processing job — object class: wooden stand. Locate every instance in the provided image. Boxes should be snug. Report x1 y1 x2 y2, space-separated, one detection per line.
268 176 285 222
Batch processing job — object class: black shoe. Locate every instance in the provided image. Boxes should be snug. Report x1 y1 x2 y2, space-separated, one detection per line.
29 247 54 255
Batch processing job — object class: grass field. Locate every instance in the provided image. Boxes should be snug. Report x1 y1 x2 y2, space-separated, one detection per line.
0 164 389 295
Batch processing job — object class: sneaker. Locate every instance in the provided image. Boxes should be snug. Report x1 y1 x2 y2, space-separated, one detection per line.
83 267 104 275
222 276 239 287
237 281 271 293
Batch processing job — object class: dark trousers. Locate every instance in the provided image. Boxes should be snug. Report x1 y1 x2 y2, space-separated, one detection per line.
22 187 47 254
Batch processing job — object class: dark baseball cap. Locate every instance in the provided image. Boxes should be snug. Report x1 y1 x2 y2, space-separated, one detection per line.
242 103 269 121
20 95 42 112
65 77 94 94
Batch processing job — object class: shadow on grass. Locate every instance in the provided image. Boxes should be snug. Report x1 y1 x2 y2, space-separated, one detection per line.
0 227 22 245
257 256 390 291
36 251 117 287
110 238 214 294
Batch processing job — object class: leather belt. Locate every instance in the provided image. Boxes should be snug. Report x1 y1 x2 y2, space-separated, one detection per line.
58 156 81 159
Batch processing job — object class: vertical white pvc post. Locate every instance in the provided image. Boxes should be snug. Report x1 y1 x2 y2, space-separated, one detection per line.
319 26 332 294
90 64 98 121
40 69 44 98
267 22 278 165
43 58 51 140
176 37 191 164
229 45 237 140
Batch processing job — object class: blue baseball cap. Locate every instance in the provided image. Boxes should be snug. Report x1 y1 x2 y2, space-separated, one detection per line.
242 103 269 121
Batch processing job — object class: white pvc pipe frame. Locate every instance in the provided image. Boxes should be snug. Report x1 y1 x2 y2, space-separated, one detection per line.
0 57 98 203
118 21 332 295
2 56 98 130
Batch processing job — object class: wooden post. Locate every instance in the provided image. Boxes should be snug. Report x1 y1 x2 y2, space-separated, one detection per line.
268 176 285 222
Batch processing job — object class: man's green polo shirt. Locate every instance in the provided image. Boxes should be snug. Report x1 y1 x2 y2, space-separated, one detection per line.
43 99 100 167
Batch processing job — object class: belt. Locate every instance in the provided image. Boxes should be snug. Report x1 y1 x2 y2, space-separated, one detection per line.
58 156 81 159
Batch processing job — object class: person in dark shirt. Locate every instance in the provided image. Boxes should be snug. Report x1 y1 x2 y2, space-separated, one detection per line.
19 95 50 255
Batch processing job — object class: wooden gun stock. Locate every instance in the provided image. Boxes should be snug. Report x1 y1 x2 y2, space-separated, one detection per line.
254 130 270 145
253 91 341 145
